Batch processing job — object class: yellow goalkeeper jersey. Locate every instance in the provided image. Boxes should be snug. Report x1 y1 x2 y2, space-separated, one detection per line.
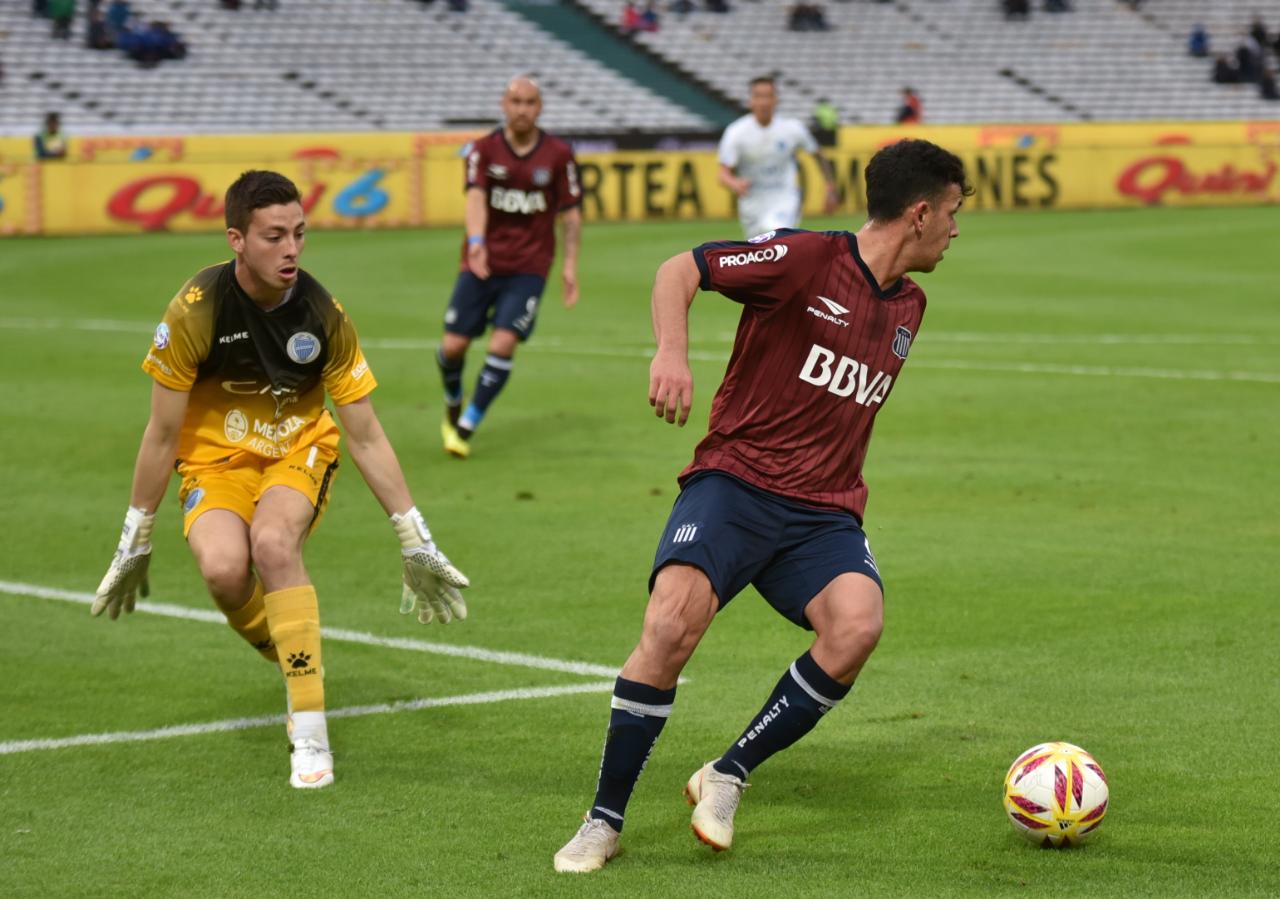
141 261 376 466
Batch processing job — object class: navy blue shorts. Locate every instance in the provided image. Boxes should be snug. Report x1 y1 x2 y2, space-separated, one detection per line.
443 272 546 341
649 472 883 630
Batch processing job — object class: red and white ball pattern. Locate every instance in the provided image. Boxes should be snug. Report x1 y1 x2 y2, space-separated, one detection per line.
1003 741 1109 847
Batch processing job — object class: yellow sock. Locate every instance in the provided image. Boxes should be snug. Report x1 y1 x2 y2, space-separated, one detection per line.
264 585 325 713
223 579 278 663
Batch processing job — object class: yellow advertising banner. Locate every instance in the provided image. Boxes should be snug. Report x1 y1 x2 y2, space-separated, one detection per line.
4 122 1278 236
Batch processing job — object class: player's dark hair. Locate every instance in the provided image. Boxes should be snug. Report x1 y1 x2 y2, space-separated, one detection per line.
749 76 776 90
224 170 303 233
864 139 973 221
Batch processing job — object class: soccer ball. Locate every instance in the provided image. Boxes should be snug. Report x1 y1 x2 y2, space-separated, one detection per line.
1003 741 1109 847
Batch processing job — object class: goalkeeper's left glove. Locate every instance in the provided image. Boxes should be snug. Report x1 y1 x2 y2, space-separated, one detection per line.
391 507 470 625
92 506 155 620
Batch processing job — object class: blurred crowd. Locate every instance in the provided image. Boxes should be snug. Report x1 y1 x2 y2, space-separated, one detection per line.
32 0 187 68
1200 16 1279 101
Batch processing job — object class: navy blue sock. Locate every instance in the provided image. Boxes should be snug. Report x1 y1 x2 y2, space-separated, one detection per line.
437 347 464 410
457 353 512 437
589 677 677 832
715 651 851 779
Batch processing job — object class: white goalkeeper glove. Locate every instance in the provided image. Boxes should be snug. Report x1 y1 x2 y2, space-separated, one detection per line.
391 507 470 625
92 506 155 620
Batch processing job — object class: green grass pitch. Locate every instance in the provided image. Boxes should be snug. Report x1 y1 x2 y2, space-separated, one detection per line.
1 207 1277 896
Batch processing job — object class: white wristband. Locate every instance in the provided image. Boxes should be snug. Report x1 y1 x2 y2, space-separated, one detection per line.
119 506 155 553
390 506 433 550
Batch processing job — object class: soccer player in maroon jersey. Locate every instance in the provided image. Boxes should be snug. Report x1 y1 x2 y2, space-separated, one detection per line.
436 75 583 458
554 139 972 872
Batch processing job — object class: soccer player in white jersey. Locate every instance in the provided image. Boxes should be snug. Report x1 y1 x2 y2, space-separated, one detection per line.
718 76 839 237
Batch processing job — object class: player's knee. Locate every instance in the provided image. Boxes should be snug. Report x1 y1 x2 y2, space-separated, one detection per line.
488 329 519 357
199 555 252 607
826 609 883 663
249 524 303 580
440 333 469 360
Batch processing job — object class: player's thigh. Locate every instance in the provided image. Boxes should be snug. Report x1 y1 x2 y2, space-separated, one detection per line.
255 440 340 542
443 271 495 338
759 192 801 232
490 274 546 342
649 473 783 615
187 508 253 591
753 511 883 630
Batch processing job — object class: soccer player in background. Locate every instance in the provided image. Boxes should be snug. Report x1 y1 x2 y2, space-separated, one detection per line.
93 170 470 790
718 75 839 238
554 140 972 871
436 75 583 459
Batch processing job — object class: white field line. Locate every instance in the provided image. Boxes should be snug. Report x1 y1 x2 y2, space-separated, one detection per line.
0 580 619 678
2 317 1276 384
0 681 615 756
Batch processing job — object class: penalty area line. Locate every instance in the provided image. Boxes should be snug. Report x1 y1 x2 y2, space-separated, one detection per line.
0 579 620 678
0 681 616 756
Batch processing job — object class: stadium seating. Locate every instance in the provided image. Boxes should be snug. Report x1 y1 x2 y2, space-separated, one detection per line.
0 0 710 133
575 0 1280 123
2 0 1275 136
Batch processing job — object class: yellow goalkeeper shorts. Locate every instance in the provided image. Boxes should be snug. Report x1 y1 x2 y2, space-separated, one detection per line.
176 441 339 538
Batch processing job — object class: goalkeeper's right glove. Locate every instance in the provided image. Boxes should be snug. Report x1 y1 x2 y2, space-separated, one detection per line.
92 506 154 620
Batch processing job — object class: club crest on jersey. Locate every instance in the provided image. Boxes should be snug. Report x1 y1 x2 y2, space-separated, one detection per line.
153 322 170 349
286 331 322 364
183 487 205 514
532 167 551 186
747 230 777 244
487 163 509 180
892 326 912 360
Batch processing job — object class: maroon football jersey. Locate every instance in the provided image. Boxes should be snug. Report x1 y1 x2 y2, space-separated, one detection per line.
461 128 581 279
683 228 927 520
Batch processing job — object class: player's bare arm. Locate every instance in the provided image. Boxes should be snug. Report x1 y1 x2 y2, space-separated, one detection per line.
333 396 416 514
648 252 700 427
92 382 189 619
335 396 470 624
717 163 751 198
464 185 490 279
813 151 839 214
559 205 582 308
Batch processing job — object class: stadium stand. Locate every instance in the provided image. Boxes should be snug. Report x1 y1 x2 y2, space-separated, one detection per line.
2 0 1275 136
0 0 710 134
573 0 1280 123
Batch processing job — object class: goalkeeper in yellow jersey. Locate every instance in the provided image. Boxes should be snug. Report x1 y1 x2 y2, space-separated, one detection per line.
92 170 469 789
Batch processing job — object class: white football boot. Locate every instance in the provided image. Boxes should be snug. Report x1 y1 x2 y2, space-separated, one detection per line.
553 816 621 873
684 760 749 851
289 737 334 789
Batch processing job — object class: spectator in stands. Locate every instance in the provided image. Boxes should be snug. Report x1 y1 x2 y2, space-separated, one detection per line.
447 0 469 11
1043 0 1071 13
254 0 279 9
671 0 694 13
34 112 68 161
1212 53 1240 84
788 5 830 32
1235 39 1261 83
1248 17 1270 53
33 0 49 16
1188 23 1209 59
48 0 74 39
621 1 643 34
1002 0 1029 20
124 20 187 68
219 0 243 9
641 2 660 31
107 0 132 34
1260 67 1279 101
705 0 730 13
895 86 922 124
87 7 116 49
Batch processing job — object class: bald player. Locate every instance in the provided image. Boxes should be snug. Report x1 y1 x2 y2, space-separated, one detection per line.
436 75 583 459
